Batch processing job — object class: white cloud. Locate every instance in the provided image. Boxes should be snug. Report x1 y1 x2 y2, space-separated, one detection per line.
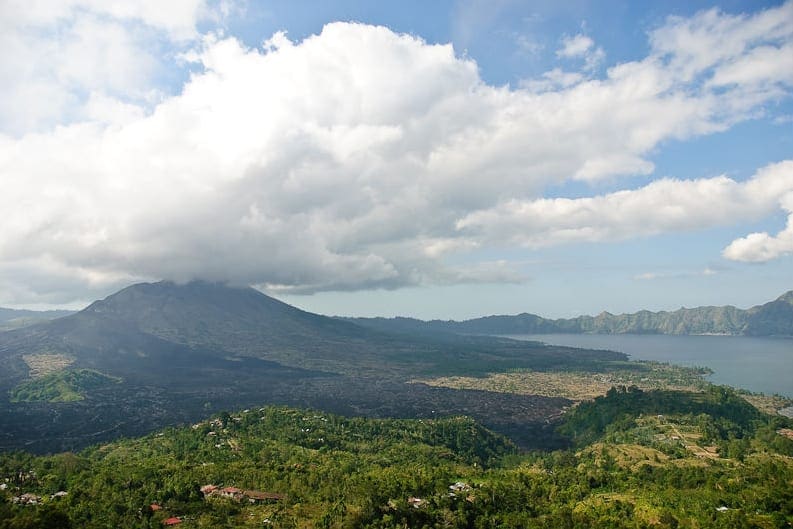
558 34 594 57
722 191 793 262
557 33 604 70
456 161 793 247
84 92 147 125
0 0 218 135
57 16 158 95
514 34 543 56
722 221 793 262
650 2 793 82
709 43 793 87
635 272 663 281
1 3 793 303
634 268 720 281
520 68 584 92
2 0 207 38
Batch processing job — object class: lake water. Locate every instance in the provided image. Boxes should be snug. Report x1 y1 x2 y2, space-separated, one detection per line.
506 334 793 398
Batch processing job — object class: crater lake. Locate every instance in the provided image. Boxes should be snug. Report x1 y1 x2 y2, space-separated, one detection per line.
508 334 793 397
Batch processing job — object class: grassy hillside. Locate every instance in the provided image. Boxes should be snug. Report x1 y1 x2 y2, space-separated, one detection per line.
9 369 120 403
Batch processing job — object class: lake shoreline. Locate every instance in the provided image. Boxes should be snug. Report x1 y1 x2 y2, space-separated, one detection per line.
505 333 793 399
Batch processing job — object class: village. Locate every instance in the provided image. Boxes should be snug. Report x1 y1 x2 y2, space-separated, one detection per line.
199 484 286 503
147 484 288 526
1 466 479 527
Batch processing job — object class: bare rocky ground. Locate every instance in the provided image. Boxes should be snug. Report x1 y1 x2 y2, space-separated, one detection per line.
0 374 571 454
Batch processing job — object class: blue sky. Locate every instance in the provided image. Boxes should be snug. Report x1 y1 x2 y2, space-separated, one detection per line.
0 0 791 318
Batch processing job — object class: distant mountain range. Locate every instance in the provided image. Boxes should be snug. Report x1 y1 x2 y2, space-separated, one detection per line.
344 290 793 337
0 307 74 331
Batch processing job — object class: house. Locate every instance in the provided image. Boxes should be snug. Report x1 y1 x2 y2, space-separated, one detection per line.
219 486 243 500
716 506 729 512
203 485 285 503
12 493 41 505
449 482 471 493
407 497 425 509
150 503 162 511
162 517 182 525
777 428 793 440
200 484 217 496
51 491 68 499
242 490 286 503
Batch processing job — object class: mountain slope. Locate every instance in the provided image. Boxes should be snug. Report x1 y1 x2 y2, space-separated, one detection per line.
67 280 381 370
0 281 622 452
345 290 793 337
744 290 793 336
0 280 626 379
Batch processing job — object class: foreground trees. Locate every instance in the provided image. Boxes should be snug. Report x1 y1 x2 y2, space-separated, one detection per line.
1 388 791 528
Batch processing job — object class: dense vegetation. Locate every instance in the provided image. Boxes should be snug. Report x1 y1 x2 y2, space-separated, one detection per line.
9 369 120 403
560 385 764 447
1 387 791 528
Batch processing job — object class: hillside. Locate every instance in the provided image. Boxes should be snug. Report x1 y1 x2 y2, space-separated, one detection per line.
345 290 793 337
0 389 791 529
0 281 628 453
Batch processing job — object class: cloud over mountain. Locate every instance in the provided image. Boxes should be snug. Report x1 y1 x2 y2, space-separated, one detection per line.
0 2 792 304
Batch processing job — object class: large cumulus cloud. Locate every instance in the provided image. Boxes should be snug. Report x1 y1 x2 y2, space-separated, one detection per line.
1 2 792 305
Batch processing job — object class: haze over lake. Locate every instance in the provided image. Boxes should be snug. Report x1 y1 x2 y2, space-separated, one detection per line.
508 334 793 398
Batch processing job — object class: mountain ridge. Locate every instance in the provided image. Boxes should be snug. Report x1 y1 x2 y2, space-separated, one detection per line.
343 290 793 337
0 307 74 331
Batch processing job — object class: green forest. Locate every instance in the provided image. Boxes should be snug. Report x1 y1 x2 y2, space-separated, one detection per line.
1 386 791 529
9 370 120 403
